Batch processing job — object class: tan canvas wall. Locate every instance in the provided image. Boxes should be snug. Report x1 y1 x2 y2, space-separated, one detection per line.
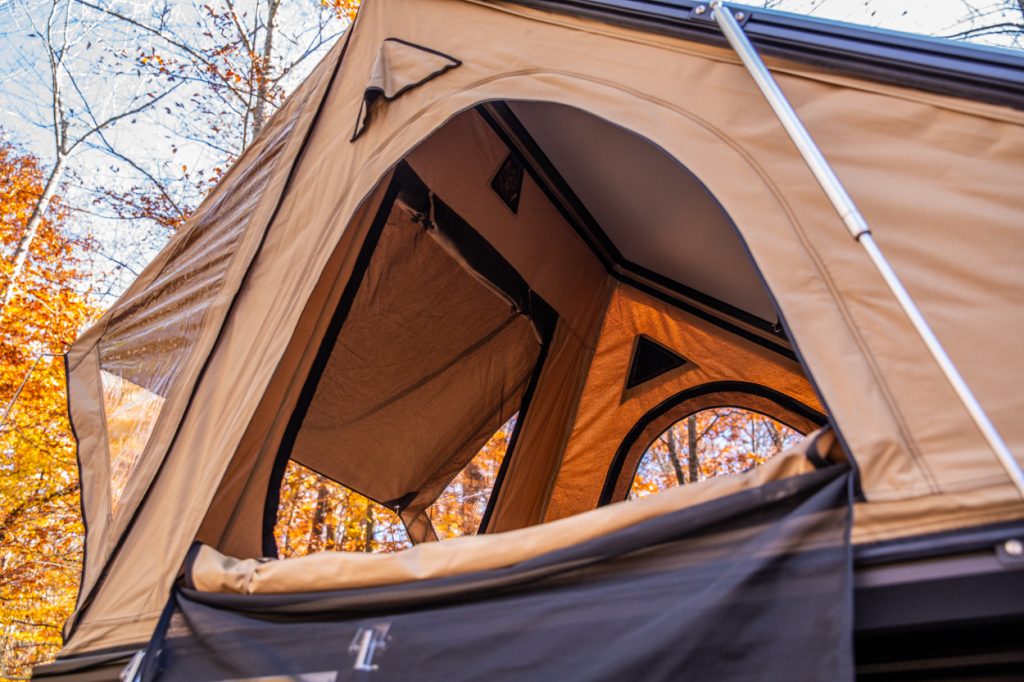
61 0 1024 656
63 35 346 632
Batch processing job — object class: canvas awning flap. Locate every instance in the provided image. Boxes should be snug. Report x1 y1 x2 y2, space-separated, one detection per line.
353 39 460 140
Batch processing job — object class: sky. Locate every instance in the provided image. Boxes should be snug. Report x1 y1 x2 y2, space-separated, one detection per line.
0 0 346 297
0 0 1021 301
762 0 1023 47
2 0 1018 151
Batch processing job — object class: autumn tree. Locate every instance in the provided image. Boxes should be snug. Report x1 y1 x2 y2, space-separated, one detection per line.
0 133 98 680
275 461 411 557
74 0 358 232
0 0 181 319
273 416 517 556
942 0 1024 45
758 0 1023 48
630 408 803 500
430 415 516 540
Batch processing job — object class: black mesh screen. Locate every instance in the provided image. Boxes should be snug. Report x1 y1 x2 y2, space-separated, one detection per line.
625 335 689 390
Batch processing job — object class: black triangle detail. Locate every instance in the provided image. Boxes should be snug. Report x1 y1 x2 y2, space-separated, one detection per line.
626 335 688 390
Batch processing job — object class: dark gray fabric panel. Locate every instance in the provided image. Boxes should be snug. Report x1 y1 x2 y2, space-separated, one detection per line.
144 466 852 682
32 649 139 681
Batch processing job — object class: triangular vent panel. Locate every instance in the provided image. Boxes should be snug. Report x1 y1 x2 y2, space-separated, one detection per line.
352 39 461 141
625 335 688 390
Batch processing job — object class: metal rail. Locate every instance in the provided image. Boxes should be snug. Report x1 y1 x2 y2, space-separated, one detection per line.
708 0 1024 498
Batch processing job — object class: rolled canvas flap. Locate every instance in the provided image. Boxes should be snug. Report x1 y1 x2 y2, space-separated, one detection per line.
190 430 829 595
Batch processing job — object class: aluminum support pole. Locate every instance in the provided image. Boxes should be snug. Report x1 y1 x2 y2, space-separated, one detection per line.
709 0 1024 497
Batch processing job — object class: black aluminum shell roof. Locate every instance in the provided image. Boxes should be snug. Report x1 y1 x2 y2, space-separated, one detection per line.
504 0 1024 110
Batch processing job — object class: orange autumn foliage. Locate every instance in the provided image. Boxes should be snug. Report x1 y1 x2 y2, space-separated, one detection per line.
273 414 515 556
0 134 98 680
629 407 803 500
323 0 361 22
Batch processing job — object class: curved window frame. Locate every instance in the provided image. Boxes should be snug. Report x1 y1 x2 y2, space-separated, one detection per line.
599 381 827 506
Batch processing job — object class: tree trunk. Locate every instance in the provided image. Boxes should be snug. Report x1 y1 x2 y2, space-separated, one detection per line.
324 518 336 551
687 414 700 483
0 154 66 320
308 482 330 553
765 419 784 454
251 0 281 137
362 506 375 553
280 501 297 557
665 430 687 486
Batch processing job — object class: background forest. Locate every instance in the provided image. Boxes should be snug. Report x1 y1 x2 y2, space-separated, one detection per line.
1 0 1022 678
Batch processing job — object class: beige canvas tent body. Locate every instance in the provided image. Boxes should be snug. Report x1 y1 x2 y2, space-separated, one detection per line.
36 0 1024 678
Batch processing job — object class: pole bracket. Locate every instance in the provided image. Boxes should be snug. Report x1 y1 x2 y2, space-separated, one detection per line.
691 3 750 26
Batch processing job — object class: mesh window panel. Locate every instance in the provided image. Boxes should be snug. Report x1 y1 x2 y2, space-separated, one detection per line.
97 112 300 513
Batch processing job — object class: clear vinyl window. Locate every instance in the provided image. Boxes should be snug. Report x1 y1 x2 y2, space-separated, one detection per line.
630 407 804 500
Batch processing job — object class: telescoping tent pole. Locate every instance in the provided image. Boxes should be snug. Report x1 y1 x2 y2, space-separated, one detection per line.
708 0 1024 498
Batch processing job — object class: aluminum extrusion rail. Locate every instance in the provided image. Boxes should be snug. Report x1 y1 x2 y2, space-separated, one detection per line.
505 0 1024 111
708 0 1024 498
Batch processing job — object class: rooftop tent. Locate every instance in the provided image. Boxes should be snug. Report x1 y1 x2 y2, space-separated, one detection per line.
40 0 1024 678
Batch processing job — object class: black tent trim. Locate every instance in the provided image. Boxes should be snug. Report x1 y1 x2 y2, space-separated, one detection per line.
143 464 853 682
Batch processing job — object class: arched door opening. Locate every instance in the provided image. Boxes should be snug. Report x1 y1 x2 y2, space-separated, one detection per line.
262 98 829 554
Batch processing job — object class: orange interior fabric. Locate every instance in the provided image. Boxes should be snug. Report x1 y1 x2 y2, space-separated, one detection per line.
545 282 820 522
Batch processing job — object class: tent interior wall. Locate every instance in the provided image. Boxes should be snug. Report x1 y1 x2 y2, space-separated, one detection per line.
49 0 1024 671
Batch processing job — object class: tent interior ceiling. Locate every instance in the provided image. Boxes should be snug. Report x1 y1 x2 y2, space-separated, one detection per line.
505 100 779 324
